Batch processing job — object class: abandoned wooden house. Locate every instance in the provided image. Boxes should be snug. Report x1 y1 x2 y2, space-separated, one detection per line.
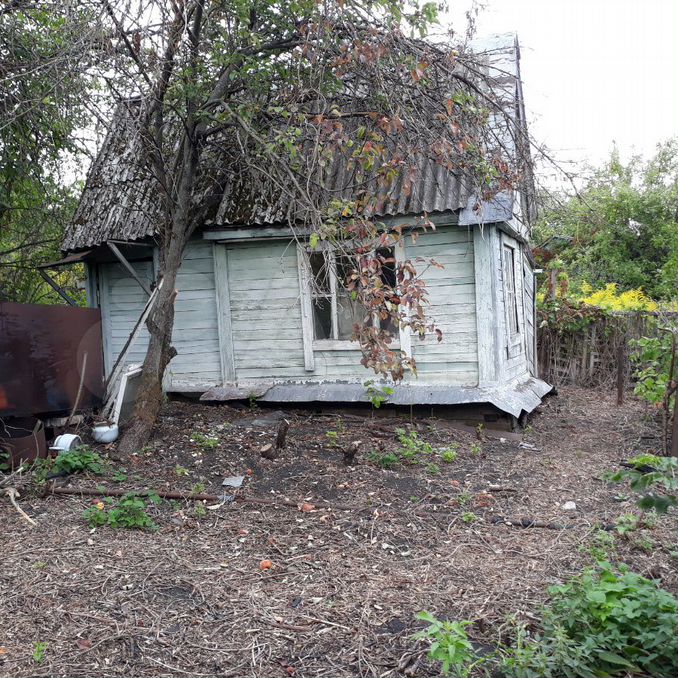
49 34 550 425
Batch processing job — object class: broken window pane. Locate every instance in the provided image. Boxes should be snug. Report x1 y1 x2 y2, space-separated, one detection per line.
309 251 330 294
336 288 361 340
313 297 332 340
335 254 362 340
376 248 398 337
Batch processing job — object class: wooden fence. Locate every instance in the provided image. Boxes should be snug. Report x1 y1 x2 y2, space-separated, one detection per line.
537 312 678 388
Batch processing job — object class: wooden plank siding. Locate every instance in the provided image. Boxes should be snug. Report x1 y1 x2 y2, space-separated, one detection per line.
99 226 485 391
495 230 531 381
99 259 153 375
98 240 222 389
166 240 221 387
222 226 479 387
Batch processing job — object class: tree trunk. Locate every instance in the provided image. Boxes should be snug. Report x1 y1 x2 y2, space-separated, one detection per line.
117 241 182 454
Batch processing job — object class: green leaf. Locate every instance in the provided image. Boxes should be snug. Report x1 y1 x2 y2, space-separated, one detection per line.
596 650 637 668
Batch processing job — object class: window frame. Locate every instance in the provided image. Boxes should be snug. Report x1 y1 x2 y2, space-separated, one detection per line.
502 241 522 349
300 244 402 352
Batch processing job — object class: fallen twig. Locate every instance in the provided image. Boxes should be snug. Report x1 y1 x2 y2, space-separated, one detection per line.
490 515 571 530
42 482 357 511
3 487 37 526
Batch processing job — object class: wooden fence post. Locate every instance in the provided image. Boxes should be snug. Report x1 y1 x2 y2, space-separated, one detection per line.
616 342 625 406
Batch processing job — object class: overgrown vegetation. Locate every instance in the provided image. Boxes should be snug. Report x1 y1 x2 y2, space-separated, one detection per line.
83 493 160 530
535 143 678 304
607 454 678 514
416 561 678 677
52 447 105 475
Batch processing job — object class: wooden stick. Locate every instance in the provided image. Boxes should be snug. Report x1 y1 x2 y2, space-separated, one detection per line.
3 488 37 527
616 343 625 406
42 483 357 511
275 419 290 449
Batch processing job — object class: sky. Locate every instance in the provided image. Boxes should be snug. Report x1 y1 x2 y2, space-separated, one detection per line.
441 0 678 185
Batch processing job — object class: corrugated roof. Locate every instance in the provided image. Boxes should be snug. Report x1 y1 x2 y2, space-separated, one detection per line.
62 101 161 251
62 34 523 251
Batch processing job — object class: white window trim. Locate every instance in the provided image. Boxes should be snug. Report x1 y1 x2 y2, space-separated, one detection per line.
502 240 522 351
297 242 406 361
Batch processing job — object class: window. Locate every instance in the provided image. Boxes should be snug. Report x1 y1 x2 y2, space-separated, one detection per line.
307 247 398 343
503 244 520 337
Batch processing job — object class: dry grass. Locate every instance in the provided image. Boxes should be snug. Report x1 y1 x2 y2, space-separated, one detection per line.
0 387 675 677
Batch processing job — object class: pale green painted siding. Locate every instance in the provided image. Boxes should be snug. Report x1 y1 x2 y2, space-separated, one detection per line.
99 240 221 389
226 240 306 380
167 239 221 388
224 226 479 386
100 227 482 389
407 227 478 385
99 259 152 375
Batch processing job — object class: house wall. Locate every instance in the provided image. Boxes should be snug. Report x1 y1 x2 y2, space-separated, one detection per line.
220 226 478 386
493 229 533 382
98 259 152 376
96 239 221 390
96 224 537 393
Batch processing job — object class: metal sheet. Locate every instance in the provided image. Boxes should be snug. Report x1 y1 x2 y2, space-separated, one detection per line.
0 302 104 417
201 377 552 418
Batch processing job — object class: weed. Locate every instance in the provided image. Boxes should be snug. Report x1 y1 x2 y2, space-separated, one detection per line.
440 448 458 463
53 447 105 475
615 513 641 536
194 503 207 518
456 492 471 507
0 450 11 472
247 394 259 409
461 512 477 524
425 463 441 475
469 442 482 457
174 464 190 477
191 481 206 494
84 493 158 530
632 536 655 552
111 470 128 483
396 428 433 462
414 561 678 678
32 561 47 570
583 530 616 562
326 430 340 447
192 432 219 452
33 641 47 664
364 380 394 409
368 451 398 469
30 457 53 485
412 612 477 677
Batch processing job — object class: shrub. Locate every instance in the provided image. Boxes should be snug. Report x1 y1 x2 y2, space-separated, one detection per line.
415 562 678 678
412 613 477 677
84 493 159 530
527 561 678 677
607 454 678 513
53 446 105 475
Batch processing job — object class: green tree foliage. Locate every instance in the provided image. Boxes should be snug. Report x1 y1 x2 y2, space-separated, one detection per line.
535 142 678 302
0 2 97 303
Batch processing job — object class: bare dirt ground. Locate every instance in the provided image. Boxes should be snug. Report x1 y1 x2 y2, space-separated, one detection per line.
1 387 676 677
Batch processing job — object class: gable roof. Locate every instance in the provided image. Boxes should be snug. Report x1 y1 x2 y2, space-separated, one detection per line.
62 33 526 252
